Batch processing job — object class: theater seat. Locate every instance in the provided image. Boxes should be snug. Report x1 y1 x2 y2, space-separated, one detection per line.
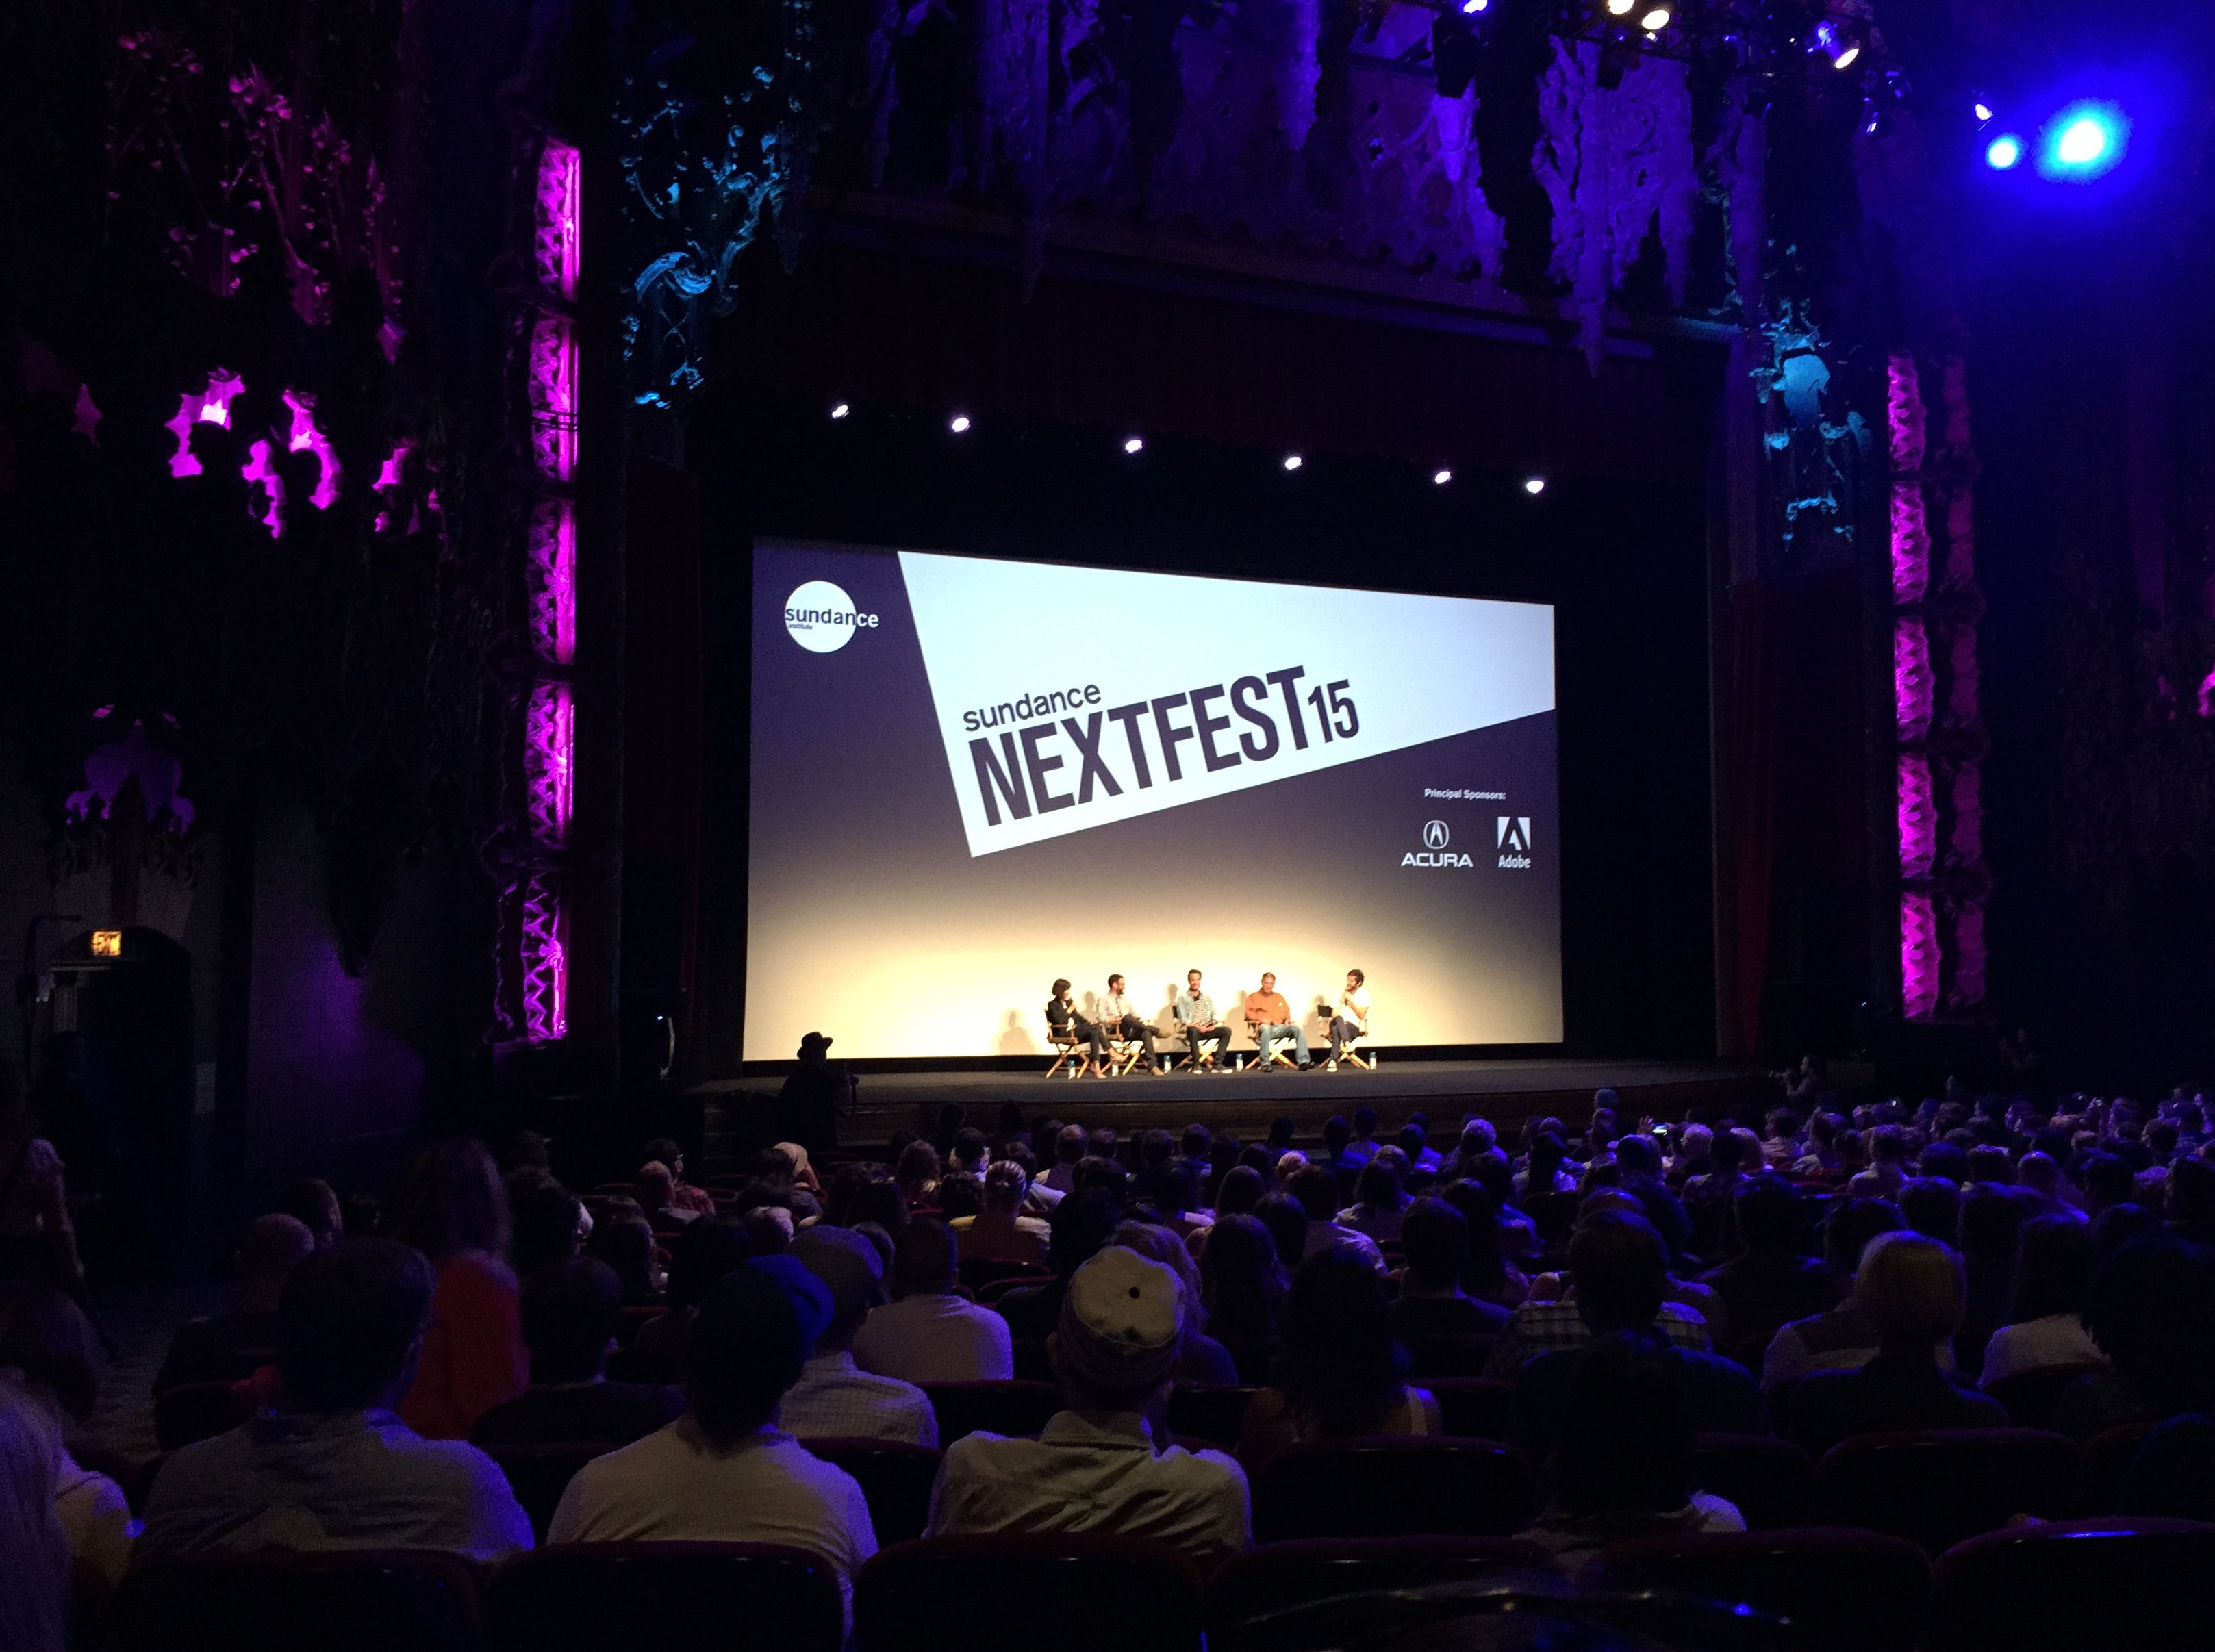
482 1542 841 1652
481 1441 613 1542
1209 1537 1547 1652
1426 1377 1515 1441
152 1380 247 1451
1166 1385 1258 1451
1982 1362 2109 1432
1691 1433 1814 1530
1216 1335 1282 1386
803 1438 941 1544
1809 1427 2077 1553
853 1534 1205 1652
918 1380 1060 1443
1593 1527 1929 1652
2074 1419 2157 1514
1250 1436 1534 1542
1925 1517 2215 1652
1404 1334 1497 1380
116 1549 480 1652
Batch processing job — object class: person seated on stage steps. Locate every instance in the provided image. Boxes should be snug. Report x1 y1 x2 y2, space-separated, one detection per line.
1243 972 1313 1071
1327 969 1371 1070
1173 969 1232 1070
1045 978 1108 1073
1095 974 1163 1073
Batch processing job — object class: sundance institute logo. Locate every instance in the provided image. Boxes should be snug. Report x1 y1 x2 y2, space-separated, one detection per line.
784 581 881 654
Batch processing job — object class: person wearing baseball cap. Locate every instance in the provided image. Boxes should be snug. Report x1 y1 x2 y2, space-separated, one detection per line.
550 1258 877 1625
926 1245 1250 1565
781 1225 939 1447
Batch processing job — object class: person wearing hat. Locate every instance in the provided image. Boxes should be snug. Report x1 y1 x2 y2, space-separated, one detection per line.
550 1257 878 1625
781 1226 939 1447
777 1031 853 1159
926 1245 1250 1566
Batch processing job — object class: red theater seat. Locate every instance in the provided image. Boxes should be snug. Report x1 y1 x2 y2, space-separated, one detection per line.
483 1542 841 1652
1925 1517 2215 1652
1982 1362 2109 1432
918 1379 1060 1443
1594 1527 1929 1652
1250 1436 1534 1542
853 1534 1205 1652
1808 1427 2077 1553
2074 1419 2157 1514
1209 1537 1547 1652
1166 1385 1258 1451
802 1438 941 1545
1691 1432 1814 1530
116 1549 480 1652
481 1440 613 1542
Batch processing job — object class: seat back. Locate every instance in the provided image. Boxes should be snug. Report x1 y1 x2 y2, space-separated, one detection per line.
481 1441 613 1542
854 1534 1204 1652
1426 1377 1515 1441
116 1549 479 1652
957 1259 1049 1294
152 1380 247 1451
1251 1436 1534 1542
1690 1433 1814 1531
1404 1334 1497 1380
482 1542 842 1652
1594 1527 1929 1652
1208 1537 1547 1652
1809 1427 2077 1553
919 1380 1060 1443
1981 1363 2108 1432
1216 1335 1282 1386
803 1438 941 1544
2075 1419 2157 1514
1925 1517 2215 1652
1166 1385 1258 1451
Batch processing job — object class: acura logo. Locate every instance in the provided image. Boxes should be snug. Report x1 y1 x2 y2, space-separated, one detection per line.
1422 820 1450 850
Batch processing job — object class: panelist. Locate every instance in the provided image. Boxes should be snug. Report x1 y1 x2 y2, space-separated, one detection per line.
1172 969 1232 1071
1242 971 1312 1071
1328 969 1371 1071
1096 974 1163 1074
1046 977 1106 1073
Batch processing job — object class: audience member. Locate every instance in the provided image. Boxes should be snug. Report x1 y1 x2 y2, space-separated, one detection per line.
1515 1331 1745 1571
633 1161 698 1228
469 1258 684 1447
1695 1179 1838 1364
1977 1215 2105 1386
1287 1167 1386 1270
273 1178 344 1251
1760 1197 1913 1388
2054 1236 2215 1440
0 1382 68 1652
140 1239 531 1562
1239 1249 1441 1461
853 1219 1013 1382
0 1071 81 1289
585 1198 664 1307
781 1226 937 1447
1787 1234 2007 1460
1434 1180 1530 1308
644 1137 717 1216
895 1141 944 1211
1337 1156 1411 1243
1487 1211 1714 1377
628 1215 752 1375
996 1191 1119 1343
550 1260 876 1625
1200 1212 1288 1344
951 1161 1049 1268
509 1182 587 1278
155 1212 315 1391
1390 1197 1510 1355
388 1141 531 1440
1111 1220 1237 1383
0 1282 133 1586
928 1245 1250 1565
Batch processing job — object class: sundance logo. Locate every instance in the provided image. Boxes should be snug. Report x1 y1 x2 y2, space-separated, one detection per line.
784 581 881 654
1403 819 1473 869
1497 816 1532 870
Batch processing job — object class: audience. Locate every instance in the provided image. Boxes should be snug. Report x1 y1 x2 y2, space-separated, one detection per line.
509 1182 588 1278
644 1138 717 1216
549 1260 876 1625
1111 1220 1238 1384
1337 1156 1411 1243
140 1239 532 1562
781 1225 938 1447
585 1199 664 1306
469 1258 685 1447
388 1141 531 1440
853 1219 1013 1382
996 1191 1119 1343
2054 1235 2215 1440
1390 1197 1510 1354
951 1160 1050 1268
0 1382 68 1652
0 1070 81 1291
1759 1197 1913 1388
1977 1214 2105 1386
0 1282 134 1586
1695 1178 1838 1364
1287 1167 1387 1270
627 1215 752 1375
1488 1210 1715 1377
928 1245 1250 1566
1239 1249 1441 1460
272 1178 344 1251
1199 1212 1289 1345
155 1212 315 1392
633 1162 698 1229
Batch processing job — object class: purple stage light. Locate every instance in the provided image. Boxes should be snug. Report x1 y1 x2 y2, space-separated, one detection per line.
164 370 246 478
281 389 341 509
535 140 581 301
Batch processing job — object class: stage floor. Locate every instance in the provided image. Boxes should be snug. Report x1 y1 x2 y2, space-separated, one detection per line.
696 1056 1770 1155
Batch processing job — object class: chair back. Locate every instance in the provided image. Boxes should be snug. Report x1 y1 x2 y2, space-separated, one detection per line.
919 1380 1060 1443
1251 1436 1534 1542
153 1381 249 1451
1404 1334 1497 1380
803 1438 941 1544
1981 1362 2107 1432
1925 1516 2215 1652
1594 1527 1929 1652
1426 1377 1514 1441
1208 1537 1547 1652
1809 1427 2077 1553
484 1542 841 1652
1217 1335 1282 1386
1690 1433 1814 1530
481 1440 613 1542
853 1534 1204 1652
1521 1191 1581 1247
116 1549 479 1652
957 1259 1049 1294
613 1304 664 1346
2075 1419 2157 1514
1166 1385 1258 1451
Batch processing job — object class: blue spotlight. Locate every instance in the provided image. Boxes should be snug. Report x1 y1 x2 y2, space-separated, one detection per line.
1984 133 2023 170
2036 100 2127 181
1973 100 1995 123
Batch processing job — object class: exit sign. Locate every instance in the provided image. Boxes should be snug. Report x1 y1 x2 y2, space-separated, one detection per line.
91 930 122 958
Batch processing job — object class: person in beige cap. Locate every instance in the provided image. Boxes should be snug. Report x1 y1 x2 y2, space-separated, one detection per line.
925 1245 1250 1566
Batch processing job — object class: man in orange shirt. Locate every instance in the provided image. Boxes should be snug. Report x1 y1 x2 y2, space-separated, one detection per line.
1242 972 1312 1071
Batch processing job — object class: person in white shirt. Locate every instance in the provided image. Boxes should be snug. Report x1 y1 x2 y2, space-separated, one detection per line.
550 1258 877 1627
1327 969 1371 1071
1096 975 1163 1073
781 1226 939 1447
928 1245 1250 1568
1977 1214 2108 1388
852 1219 1013 1382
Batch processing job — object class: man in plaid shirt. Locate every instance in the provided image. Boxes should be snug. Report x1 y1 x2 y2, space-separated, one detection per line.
1484 1210 1716 1380
781 1226 938 1447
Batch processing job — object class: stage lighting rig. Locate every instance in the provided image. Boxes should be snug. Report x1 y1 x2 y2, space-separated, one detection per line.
1809 16 1864 71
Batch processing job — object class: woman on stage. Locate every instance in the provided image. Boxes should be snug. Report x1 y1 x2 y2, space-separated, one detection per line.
1046 978 1108 1075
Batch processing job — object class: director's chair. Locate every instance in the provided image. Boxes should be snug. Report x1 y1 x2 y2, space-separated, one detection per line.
1244 1023 1297 1072
1044 1026 1099 1080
